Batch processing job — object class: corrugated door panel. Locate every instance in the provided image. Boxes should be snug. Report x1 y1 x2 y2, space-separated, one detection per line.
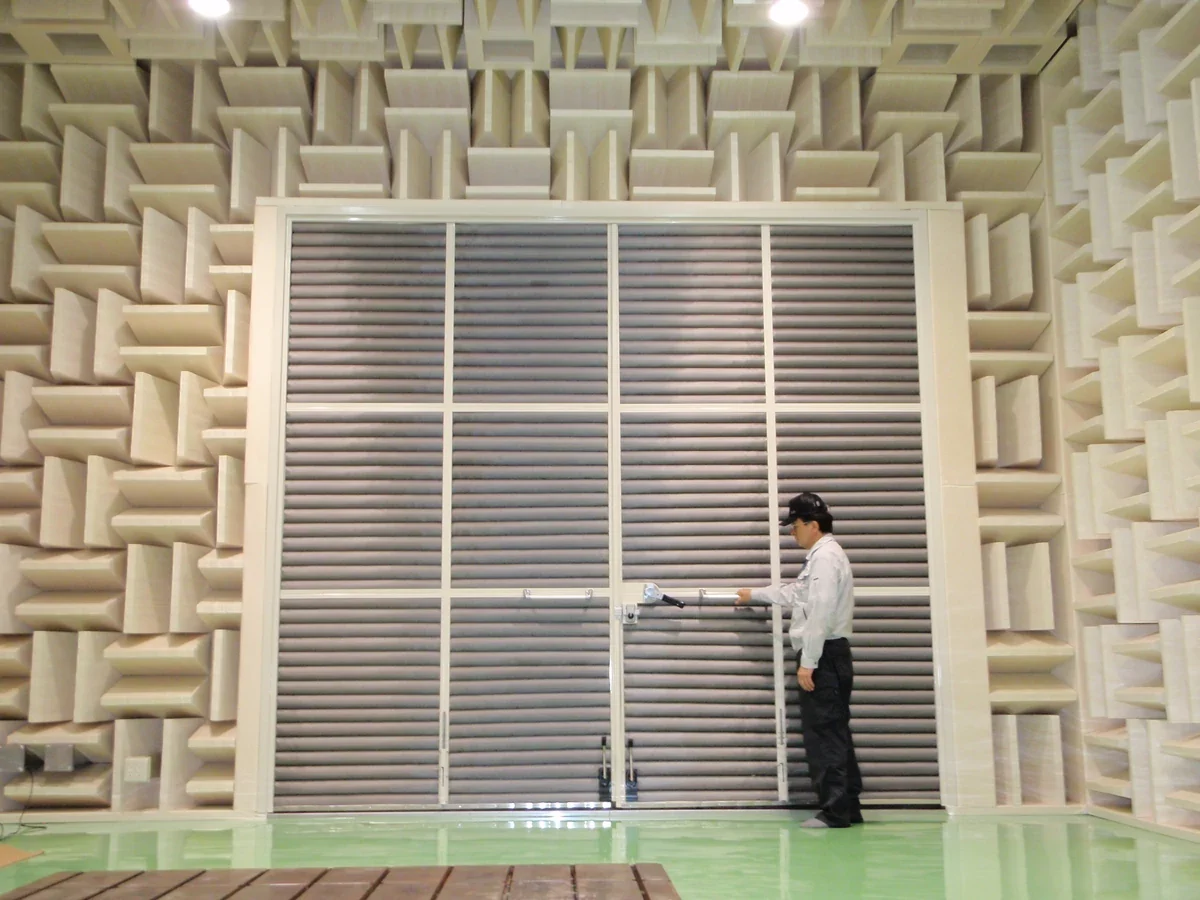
776 410 928 587
282 411 443 590
454 224 608 402
622 601 777 803
618 225 765 404
769 226 918 403
785 592 938 803
451 412 608 587
448 593 611 805
287 223 446 403
621 411 771 587
274 595 441 810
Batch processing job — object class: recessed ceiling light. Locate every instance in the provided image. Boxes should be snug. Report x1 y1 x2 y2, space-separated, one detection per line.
769 0 811 28
189 0 232 18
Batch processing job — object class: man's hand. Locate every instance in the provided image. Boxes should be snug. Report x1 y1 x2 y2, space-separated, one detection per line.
735 588 752 606
797 667 815 692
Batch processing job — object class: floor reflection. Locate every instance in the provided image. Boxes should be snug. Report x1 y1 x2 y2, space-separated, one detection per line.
0 815 1197 899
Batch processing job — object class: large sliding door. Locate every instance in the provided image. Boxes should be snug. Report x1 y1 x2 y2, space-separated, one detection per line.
446 224 612 806
274 224 446 811
272 216 937 812
766 227 937 804
616 225 780 804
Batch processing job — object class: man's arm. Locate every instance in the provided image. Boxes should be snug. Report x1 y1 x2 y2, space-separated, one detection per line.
736 581 803 608
798 553 840 670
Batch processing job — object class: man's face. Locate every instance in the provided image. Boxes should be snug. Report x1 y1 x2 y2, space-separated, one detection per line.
791 519 821 550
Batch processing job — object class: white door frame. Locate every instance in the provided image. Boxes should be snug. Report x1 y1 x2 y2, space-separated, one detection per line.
234 200 994 816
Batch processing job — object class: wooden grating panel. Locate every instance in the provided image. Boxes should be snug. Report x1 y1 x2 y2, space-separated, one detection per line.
0 866 681 900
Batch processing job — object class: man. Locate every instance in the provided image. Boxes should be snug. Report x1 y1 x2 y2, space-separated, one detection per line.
736 491 862 829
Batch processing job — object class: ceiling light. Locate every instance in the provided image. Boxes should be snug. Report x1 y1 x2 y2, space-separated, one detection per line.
769 0 811 27
189 0 231 18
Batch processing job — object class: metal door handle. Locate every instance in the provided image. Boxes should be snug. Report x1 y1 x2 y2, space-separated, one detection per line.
522 589 595 600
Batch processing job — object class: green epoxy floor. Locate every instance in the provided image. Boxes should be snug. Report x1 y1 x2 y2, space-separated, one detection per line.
0 815 1198 899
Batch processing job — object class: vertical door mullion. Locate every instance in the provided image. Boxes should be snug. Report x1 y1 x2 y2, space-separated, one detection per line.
763 224 789 803
609 221 627 805
437 222 455 805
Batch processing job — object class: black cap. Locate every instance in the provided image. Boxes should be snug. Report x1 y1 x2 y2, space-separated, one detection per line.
779 492 829 528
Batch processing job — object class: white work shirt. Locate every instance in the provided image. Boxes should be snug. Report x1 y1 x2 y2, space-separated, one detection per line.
750 534 855 670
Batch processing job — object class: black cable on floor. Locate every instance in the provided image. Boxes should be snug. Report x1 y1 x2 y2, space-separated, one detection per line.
0 769 47 842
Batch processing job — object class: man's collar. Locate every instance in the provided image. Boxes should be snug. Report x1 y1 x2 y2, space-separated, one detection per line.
808 534 833 554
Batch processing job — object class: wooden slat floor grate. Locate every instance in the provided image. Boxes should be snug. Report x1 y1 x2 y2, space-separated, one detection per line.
0 865 681 900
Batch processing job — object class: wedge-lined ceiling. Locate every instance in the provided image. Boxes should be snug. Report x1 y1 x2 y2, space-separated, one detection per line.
0 1 1076 74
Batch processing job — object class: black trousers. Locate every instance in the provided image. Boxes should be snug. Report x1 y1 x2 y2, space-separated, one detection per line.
798 638 862 827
